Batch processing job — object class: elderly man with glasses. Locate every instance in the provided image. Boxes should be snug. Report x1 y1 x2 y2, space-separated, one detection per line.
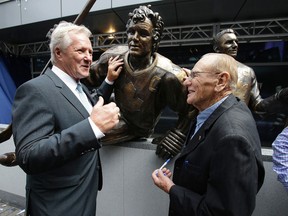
152 53 265 216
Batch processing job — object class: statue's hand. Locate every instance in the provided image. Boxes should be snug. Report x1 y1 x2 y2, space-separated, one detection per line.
46 21 68 40
276 87 288 102
273 113 287 126
0 124 12 143
0 152 17 167
46 24 58 40
153 129 186 159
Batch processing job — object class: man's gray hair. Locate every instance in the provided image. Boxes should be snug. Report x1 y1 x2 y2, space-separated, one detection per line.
202 53 238 91
49 22 92 64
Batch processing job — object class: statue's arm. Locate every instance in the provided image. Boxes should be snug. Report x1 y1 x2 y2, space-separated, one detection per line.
153 71 196 159
255 87 288 115
86 55 110 87
250 67 288 114
247 68 263 112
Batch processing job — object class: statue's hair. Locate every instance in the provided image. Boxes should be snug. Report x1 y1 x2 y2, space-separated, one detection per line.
213 29 235 52
126 5 164 53
49 22 92 64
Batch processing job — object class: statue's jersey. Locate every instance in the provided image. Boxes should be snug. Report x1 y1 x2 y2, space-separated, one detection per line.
91 45 189 139
233 61 262 111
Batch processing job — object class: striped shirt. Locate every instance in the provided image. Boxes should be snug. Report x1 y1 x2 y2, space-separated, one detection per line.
272 126 288 192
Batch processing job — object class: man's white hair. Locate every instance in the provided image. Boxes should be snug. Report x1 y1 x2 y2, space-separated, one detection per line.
49 22 92 64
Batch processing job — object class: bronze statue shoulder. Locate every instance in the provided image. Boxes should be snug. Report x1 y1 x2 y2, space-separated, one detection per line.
155 53 187 82
236 60 256 77
88 45 128 86
97 45 128 63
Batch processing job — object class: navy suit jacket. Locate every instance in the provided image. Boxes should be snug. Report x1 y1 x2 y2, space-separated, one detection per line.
169 95 265 216
12 69 113 216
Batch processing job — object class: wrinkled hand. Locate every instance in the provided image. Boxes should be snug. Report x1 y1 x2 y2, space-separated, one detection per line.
107 56 124 82
90 97 120 133
153 129 186 159
152 168 174 193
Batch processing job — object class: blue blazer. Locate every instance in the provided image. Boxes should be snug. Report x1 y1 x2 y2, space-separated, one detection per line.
12 68 113 216
169 94 265 216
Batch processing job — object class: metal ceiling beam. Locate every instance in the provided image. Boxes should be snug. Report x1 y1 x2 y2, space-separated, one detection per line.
2 17 288 56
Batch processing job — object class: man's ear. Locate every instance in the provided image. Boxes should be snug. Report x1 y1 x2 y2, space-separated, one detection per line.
55 47 62 59
215 72 229 91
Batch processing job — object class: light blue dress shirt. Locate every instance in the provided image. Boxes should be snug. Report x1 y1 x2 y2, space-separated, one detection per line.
193 96 228 137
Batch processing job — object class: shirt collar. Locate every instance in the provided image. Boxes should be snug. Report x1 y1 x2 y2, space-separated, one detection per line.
51 65 78 91
197 95 229 128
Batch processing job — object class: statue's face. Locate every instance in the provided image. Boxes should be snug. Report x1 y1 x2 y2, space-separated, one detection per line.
217 33 238 58
126 18 154 58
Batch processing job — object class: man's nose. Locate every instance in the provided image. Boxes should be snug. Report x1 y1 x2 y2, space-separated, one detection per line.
183 77 192 86
84 52 92 62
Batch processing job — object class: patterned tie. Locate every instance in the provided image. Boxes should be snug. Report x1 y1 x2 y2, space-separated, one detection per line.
76 83 92 113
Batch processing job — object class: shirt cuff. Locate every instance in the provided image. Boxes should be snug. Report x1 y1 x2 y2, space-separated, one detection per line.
88 117 105 139
105 77 114 85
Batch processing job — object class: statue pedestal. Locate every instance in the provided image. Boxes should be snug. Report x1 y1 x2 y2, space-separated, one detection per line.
97 140 288 216
1 135 288 216
97 139 172 216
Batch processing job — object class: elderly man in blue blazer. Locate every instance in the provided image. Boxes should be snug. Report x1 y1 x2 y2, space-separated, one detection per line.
152 53 265 216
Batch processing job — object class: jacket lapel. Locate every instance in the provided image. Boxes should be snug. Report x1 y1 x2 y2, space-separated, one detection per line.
45 69 90 118
180 95 238 157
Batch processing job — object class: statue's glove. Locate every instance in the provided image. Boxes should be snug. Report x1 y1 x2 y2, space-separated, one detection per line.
272 113 287 128
275 87 288 102
256 87 288 115
153 129 186 159
0 152 17 167
0 124 12 143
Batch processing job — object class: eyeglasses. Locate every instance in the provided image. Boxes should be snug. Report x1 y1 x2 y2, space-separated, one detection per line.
188 71 220 80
